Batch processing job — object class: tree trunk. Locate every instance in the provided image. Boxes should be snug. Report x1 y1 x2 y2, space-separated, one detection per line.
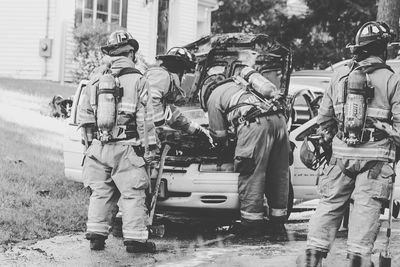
377 0 400 40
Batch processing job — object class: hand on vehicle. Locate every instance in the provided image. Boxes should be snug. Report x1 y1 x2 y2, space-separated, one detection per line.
194 126 214 148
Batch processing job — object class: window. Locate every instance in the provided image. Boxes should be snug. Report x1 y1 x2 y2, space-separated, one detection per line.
75 0 128 28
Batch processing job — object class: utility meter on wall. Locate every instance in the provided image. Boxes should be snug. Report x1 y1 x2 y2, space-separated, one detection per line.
39 38 52 57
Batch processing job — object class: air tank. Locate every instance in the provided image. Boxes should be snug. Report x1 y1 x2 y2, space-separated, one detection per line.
96 74 117 140
344 69 367 146
240 66 278 99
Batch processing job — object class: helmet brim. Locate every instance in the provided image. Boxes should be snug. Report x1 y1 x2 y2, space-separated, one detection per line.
101 39 139 56
156 55 195 70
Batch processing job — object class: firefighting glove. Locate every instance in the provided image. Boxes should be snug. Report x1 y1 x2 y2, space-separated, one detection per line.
194 126 214 148
212 139 228 166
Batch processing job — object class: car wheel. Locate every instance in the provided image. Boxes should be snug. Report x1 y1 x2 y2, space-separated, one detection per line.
287 180 294 220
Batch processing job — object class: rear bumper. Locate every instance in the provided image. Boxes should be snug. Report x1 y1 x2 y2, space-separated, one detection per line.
157 192 239 210
154 163 240 211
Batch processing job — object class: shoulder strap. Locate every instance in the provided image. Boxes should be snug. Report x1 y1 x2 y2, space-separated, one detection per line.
362 63 394 74
203 77 234 112
116 67 142 77
224 102 258 116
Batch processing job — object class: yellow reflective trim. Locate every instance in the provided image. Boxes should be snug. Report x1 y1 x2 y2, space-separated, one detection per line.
119 102 136 112
367 108 390 119
270 208 287 217
332 137 395 161
86 223 110 234
123 230 149 240
240 210 264 221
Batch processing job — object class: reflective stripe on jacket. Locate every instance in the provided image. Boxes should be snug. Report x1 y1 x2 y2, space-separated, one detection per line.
141 66 197 133
317 56 400 161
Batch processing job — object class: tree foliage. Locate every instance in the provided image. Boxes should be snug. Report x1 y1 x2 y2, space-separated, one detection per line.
212 0 381 69
72 20 121 82
212 0 290 42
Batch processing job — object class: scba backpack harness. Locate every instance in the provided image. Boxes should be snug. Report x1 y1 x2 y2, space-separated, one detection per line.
90 67 142 143
340 62 393 146
224 73 286 128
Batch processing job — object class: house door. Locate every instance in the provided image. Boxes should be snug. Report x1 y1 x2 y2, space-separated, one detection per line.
156 0 169 55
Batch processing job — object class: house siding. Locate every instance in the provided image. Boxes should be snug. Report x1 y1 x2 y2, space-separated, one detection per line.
0 0 217 82
0 0 75 82
0 0 48 79
63 18 76 83
127 0 158 64
168 0 198 48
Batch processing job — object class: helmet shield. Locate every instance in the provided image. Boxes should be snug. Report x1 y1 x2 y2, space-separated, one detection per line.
300 136 329 170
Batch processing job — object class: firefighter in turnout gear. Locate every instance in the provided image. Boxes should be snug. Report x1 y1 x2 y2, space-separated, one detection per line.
297 21 400 267
199 67 290 237
140 47 213 145
78 30 158 253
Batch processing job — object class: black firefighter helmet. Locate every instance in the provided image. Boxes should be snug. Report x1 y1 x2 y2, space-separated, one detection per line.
101 30 139 56
347 21 396 54
156 47 196 72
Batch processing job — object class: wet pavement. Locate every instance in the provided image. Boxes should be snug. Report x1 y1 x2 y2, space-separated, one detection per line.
1 210 399 267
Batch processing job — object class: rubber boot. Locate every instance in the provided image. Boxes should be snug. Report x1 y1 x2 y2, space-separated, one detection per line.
124 240 156 253
265 220 288 241
265 215 289 241
230 220 267 237
296 248 326 267
111 216 123 238
348 254 374 267
85 233 107 251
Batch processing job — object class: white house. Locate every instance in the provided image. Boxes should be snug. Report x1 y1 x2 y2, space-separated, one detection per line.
0 0 218 83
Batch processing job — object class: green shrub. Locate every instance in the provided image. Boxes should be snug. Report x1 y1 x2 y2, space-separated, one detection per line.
72 19 121 83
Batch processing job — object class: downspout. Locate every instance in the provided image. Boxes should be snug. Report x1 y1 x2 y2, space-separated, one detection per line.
43 0 50 78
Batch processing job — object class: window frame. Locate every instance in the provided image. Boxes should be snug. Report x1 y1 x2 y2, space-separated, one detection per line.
76 0 127 28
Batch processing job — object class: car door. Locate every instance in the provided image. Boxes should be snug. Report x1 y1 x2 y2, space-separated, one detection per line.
63 80 88 183
290 117 319 200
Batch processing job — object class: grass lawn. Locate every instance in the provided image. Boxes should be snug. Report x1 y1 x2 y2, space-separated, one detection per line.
0 77 76 99
0 78 89 245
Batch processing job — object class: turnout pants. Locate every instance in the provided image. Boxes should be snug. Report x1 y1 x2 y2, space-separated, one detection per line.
307 157 394 258
234 114 290 222
83 140 149 242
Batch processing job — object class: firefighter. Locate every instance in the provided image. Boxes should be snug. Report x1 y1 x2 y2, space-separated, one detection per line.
296 21 400 267
141 47 213 144
199 67 290 238
111 47 213 239
78 30 158 253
